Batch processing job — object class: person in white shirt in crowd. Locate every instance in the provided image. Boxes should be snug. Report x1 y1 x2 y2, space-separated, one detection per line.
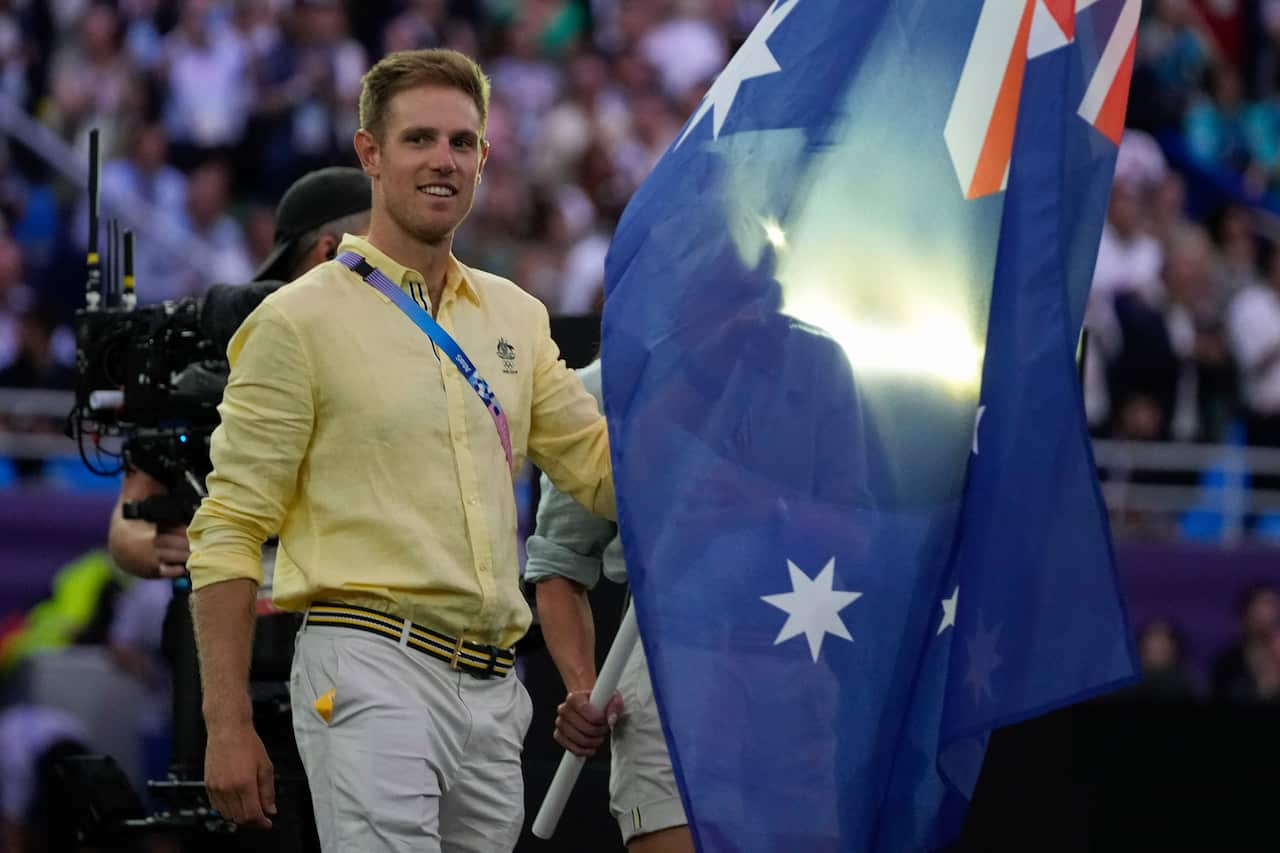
160 0 250 159
1228 241 1280 451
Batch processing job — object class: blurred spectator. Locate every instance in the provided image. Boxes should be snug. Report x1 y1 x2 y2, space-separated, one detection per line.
1107 226 1235 442
250 0 365 195
1160 225 1237 441
232 0 284 65
639 0 727 100
120 0 170 72
0 235 32 371
1114 128 1170 190
1135 618 1198 700
381 0 449 53
530 50 631 187
1085 178 1166 430
490 7 565 146
1139 0 1215 120
242 199 278 271
1146 172 1192 247
1227 240 1280 452
1092 178 1165 308
1184 64 1253 175
613 90 682 189
1208 202 1262 293
0 301 74 390
0 0 34 108
1262 1 1280 97
174 158 253 296
45 3 139 156
1211 583 1280 702
1184 63 1280 195
160 0 250 164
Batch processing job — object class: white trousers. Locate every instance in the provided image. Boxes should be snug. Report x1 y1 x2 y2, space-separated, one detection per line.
290 623 533 852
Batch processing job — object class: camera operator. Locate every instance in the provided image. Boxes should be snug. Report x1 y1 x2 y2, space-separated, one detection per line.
108 166 372 581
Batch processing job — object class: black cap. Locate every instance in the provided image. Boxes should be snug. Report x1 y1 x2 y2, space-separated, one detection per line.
253 167 372 281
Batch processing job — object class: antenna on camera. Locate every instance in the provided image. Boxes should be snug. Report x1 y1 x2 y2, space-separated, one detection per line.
123 230 136 310
85 128 102 311
107 218 119 307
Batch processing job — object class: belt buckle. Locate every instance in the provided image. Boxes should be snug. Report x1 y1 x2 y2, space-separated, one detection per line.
477 644 500 680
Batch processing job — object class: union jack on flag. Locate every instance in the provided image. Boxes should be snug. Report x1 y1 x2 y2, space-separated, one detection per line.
946 0 1140 199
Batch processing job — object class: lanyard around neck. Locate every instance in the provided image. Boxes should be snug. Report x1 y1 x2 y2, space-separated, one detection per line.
337 251 513 473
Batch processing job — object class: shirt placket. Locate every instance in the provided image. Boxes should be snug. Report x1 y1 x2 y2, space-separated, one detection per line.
434 295 498 635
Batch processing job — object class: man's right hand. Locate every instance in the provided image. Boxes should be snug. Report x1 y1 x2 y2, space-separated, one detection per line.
554 689 625 758
204 724 277 829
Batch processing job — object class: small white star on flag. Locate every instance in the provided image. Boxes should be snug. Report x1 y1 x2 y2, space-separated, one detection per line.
938 586 959 636
761 558 861 662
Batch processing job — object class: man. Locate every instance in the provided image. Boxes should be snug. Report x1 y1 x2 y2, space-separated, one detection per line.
526 359 693 853
188 49 614 852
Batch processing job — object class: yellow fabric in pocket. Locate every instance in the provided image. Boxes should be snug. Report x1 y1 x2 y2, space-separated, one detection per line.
314 688 336 724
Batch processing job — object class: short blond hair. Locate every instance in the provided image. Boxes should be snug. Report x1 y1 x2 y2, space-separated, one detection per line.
358 49 491 139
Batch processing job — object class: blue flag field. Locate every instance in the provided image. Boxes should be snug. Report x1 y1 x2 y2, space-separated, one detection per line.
600 1 1143 850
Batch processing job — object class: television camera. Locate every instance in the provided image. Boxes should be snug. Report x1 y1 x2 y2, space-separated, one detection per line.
68 128 228 525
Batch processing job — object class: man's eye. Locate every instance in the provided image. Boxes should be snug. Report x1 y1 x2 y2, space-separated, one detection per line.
453 138 475 149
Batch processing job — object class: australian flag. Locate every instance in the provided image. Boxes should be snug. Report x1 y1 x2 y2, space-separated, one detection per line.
600 1 1142 850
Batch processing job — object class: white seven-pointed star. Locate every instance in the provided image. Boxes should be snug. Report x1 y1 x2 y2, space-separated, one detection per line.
973 405 986 455
938 586 959 636
761 558 861 662
674 0 802 148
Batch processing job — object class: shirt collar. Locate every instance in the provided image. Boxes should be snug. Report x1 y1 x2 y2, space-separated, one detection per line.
336 234 481 307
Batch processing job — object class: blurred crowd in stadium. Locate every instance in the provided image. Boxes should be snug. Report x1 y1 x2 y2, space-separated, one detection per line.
0 1 1277 457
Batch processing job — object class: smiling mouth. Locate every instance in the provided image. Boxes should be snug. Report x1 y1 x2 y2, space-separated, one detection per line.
420 185 457 198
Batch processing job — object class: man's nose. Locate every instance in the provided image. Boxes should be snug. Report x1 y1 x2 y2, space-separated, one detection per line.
427 141 457 173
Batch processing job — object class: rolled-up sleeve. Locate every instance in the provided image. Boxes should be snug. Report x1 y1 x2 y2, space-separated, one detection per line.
187 301 315 589
524 468 617 588
525 308 616 520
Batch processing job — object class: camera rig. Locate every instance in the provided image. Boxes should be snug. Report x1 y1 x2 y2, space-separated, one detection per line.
68 128 228 525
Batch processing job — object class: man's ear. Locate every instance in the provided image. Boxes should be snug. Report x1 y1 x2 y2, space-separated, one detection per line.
320 234 339 261
477 139 491 184
354 129 380 177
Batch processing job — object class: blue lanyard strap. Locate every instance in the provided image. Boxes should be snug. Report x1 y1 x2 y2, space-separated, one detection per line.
337 251 513 472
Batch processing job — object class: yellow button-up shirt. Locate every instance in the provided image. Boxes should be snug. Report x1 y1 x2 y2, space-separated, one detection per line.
187 235 615 648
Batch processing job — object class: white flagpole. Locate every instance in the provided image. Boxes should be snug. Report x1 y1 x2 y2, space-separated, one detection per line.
532 604 640 839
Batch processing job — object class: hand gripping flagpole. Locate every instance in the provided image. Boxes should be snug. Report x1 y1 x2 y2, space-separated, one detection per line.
532 603 640 839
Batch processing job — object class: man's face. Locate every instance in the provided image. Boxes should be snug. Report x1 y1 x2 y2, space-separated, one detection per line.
363 85 488 246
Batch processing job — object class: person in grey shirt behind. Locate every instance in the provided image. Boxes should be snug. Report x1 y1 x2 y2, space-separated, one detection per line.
525 360 693 853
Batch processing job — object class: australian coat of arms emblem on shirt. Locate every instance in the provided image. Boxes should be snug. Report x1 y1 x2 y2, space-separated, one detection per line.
497 338 517 374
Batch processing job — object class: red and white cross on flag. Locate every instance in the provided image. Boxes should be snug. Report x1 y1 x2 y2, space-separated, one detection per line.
944 0 1141 201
